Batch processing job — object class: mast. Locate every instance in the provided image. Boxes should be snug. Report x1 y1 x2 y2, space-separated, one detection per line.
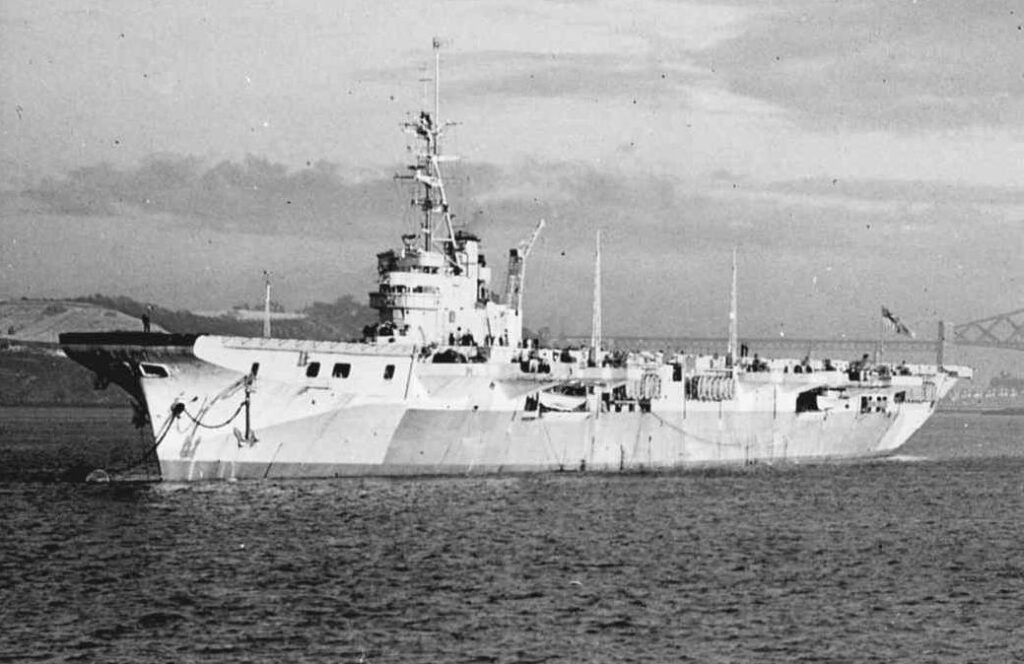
937 320 947 371
875 309 883 364
728 248 737 375
433 37 441 133
398 38 458 256
590 230 602 363
262 270 272 339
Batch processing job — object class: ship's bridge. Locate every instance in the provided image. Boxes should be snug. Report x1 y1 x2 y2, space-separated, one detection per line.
381 270 445 290
395 251 446 272
369 284 442 311
364 53 519 350
367 236 520 348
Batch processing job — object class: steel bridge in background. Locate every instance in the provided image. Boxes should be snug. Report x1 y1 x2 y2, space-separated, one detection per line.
950 309 1024 352
560 309 1024 355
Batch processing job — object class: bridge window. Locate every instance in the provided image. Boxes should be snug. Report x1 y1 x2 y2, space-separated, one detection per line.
383 364 396 380
332 362 351 379
306 362 321 378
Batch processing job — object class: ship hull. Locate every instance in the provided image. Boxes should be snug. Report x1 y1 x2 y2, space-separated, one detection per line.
59 333 958 482
156 406 927 482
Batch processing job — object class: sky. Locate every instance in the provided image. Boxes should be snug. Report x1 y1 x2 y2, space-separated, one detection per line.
1 0 1022 340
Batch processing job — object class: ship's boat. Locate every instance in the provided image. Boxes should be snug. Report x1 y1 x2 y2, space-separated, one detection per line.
59 43 971 481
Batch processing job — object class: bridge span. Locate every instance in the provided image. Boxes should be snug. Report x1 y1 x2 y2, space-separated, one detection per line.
558 334 940 356
559 309 1024 354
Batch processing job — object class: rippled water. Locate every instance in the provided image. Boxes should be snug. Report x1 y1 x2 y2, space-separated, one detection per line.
2 408 1023 662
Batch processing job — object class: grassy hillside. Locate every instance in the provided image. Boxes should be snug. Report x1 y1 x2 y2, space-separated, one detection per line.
0 346 133 407
0 294 377 407
0 299 162 345
73 294 375 340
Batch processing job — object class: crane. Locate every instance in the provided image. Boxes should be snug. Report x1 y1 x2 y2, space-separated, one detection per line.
504 218 545 314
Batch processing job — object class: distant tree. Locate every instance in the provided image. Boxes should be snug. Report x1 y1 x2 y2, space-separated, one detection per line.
300 295 377 340
74 292 376 341
990 372 1024 390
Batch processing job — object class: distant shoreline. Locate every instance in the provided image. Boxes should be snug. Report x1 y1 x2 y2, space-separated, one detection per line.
941 407 1024 417
0 404 133 411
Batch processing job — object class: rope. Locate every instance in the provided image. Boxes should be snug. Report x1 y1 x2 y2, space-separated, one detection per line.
153 404 183 443
181 399 247 430
85 372 252 483
84 402 185 482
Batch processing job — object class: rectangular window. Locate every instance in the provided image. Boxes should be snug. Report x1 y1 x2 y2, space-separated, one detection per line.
139 363 168 378
383 364 396 380
305 362 321 378
332 362 351 378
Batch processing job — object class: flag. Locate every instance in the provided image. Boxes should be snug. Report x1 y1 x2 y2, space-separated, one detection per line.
882 306 914 338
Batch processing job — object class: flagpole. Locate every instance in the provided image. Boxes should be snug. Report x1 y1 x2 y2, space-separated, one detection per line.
263 270 272 339
875 306 882 364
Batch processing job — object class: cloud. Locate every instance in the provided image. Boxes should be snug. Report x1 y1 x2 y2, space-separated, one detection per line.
6 153 1022 337
708 173 1024 222
24 155 411 239
442 51 703 103
17 151 1022 261
436 1 754 57
703 0 1024 131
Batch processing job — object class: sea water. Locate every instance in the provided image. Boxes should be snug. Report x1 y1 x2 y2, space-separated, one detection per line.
1 408 1023 663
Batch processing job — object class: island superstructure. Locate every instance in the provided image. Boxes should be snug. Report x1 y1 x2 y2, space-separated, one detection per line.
59 42 970 481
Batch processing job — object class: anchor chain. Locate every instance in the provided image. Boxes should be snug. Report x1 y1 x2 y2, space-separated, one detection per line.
178 370 259 447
